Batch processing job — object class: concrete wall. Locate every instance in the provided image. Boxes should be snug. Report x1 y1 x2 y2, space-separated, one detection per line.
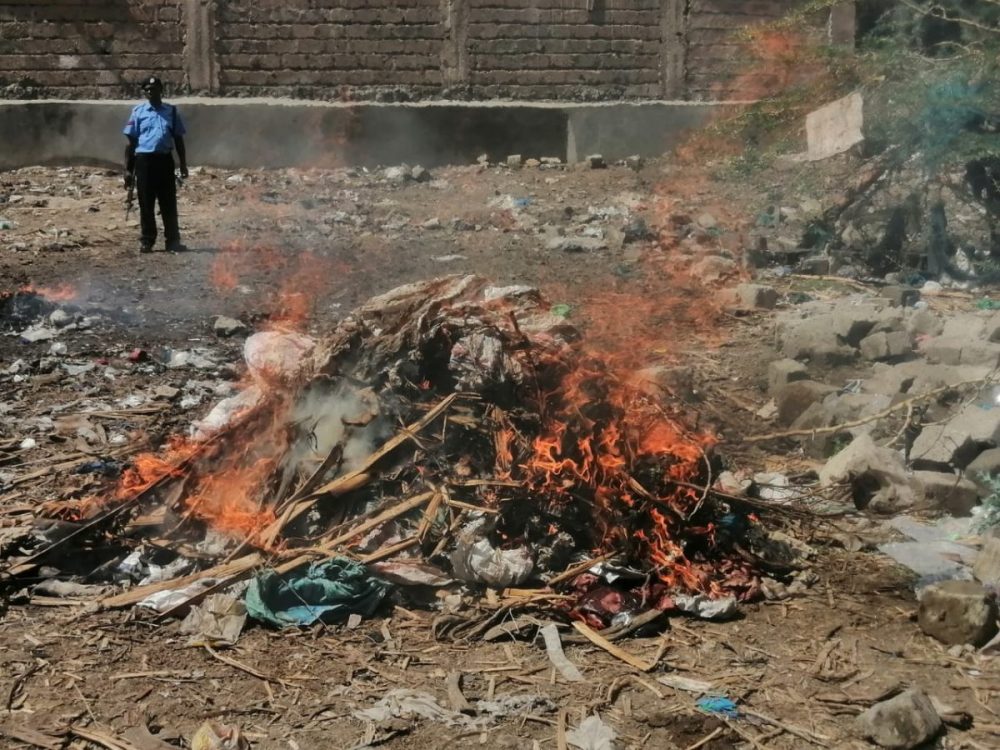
0 0 851 102
0 98 723 170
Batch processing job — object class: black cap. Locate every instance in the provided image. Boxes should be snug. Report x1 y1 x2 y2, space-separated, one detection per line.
141 76 162 90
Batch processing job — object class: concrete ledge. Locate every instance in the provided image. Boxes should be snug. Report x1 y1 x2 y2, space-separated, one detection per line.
0 98 727 170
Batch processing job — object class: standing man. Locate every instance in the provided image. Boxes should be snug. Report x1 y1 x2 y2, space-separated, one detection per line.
123 75 189 253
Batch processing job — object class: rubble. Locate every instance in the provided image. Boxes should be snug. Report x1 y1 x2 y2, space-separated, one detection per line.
766 358 808 396
213 315 246 337
856 688 941 750
918 580 999 646
820 434 923 513
973 537 1000 586
736 283 778 310
775 380 836 426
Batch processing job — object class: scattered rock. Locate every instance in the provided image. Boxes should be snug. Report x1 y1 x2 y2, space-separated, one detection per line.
410 165 431 182
736 283 779 310
859 331 911 362
689 255 736 283
767 358 809 397
906 307 944 338
544 236 607 253
153 385 180 401
911 403 1000 470
879 285 920 308
974 537 1000 586
695 212 717 230
505 154 523 168
799 256 831 275
775 380 836 426
819 433 923 513
213 316 247 338
49 309 73 327
966 447 1000 493
421 217 442 230
914 471 980 515
856 688 941 750
625 155 643 171
918 580 998 647
383 166 409 183
585 154 606 169
524 158 540 168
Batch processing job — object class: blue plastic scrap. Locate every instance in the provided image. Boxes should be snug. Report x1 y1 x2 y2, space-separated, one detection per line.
696 696 739 719
245 557 391 628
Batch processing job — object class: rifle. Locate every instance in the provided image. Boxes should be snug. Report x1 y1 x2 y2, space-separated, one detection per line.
125 166 136 220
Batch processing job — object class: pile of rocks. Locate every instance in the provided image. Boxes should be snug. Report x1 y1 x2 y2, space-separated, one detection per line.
762 291 999 516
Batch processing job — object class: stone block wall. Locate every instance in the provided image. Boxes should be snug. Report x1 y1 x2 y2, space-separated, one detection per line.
0 0 851 101
0 0 184 98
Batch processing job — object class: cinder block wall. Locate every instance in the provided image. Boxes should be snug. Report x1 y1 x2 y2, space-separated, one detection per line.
0 0 850 101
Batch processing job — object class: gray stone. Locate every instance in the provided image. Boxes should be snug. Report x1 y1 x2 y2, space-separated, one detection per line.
879 285 920 308
689 255 736 282
778 318 855 364
859 331 911 362
863 362 991 398
973 537 1000 586
695 211 717 229
906 308 944 338
213 316 246 337
912 403 1000 470
966 447 1000 493
736 283 779 310
913 471 980 515
410 165 431 182
820 433 923 513
585 153 606 169
775 380 836 426
625 155 643 171
918 580 998 647
49 309 73 327
799 256 831 275
921 336 963 365
806 92 864 161
544 236 607 253
856 689 941 750
767 358 809 397
960 341 1000 366
505 154 522 168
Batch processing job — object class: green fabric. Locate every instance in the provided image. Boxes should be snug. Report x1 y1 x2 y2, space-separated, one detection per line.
245 557 391 628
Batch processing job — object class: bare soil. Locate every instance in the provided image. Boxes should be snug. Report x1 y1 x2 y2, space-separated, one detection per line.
0 162 997 749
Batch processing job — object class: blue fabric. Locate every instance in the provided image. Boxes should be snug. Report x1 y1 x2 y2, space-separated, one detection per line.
696 696 739 719
123 102 186 154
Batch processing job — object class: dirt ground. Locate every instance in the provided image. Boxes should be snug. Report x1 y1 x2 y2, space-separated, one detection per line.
1 160 998 750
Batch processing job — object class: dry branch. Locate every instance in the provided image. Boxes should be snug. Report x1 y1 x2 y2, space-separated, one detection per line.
572 621 655 672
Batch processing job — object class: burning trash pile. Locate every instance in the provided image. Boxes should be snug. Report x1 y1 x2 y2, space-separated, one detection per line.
2 275 777 634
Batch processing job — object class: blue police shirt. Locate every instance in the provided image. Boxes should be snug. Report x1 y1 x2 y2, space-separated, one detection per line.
123 102 186 154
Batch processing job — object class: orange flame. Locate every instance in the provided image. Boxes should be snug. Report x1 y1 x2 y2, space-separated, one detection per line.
19 283 78 302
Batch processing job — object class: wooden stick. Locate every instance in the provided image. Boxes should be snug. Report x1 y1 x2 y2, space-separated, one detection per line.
571 621 654 672
360 537 419 563
417 490 444 541
684 727 725 750
445 672 475 714
742 709 831 745
322 491 434 549
204 646 296 688
261 394 460 541
274 492 434 574
547 553 613 588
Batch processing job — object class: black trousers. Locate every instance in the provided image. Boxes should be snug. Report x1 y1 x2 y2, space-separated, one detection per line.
135 152 179 247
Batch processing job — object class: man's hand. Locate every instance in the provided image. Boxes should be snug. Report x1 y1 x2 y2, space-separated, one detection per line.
179 165 189 179
124 173 134 190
